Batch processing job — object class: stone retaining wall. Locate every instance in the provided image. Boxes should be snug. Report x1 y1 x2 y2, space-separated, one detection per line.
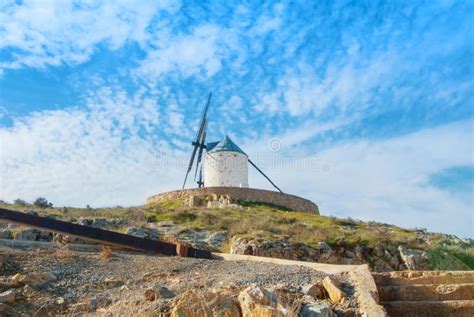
146 187 319 214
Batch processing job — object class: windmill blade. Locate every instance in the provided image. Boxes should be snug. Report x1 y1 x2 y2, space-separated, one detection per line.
194 118 207 182
248 159 283 193
197 165 204 188
182 93 212 189
182 145 199 188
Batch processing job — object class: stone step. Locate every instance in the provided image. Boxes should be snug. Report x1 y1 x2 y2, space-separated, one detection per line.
379 283 474 301
381 300 474 317
373 271 474 286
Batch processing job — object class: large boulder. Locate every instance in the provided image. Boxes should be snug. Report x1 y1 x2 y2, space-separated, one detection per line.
206 231 229 250
146 222 229 251
175 229 228 251
124 227 157 239
230 237 355 264
13 228 52 241
171 289 240 317
231 237 317 261
238 285 298 317
77 218 126 229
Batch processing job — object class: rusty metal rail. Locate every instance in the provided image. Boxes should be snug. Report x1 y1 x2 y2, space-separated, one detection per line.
0 208 212 259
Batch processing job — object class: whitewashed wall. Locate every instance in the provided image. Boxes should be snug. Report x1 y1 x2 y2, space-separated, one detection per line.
204 151 248 188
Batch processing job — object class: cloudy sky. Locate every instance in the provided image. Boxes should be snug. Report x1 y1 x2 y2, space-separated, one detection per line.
0 0 472 237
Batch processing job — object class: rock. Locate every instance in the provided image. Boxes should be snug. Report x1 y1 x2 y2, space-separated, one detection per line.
13 228 52 241
103 277 123 289
88 298 98 311
344 250 355 258
72 298 98 313
55 297 68 310
238 285 284 317
316 242 335 261
124 227 157 239
13 228 50 241
145 222 228 251
354 245 364 260
187 195 205 207
21 285 34 297
171 289 240 317
144 285 175 301
205 231 229 250
300 298 336 317
398 245 430 270
373 244 385 257
77 217 126 229
372 258 393 272
0 290 16 303
177 229 226 251
230 237 318 262
322 277 345 304
0 229 12 239
302 282 324 299
11 272 57 286
6 224 17 230
53 234 95 245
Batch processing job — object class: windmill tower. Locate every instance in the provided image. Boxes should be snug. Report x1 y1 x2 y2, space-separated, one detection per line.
182 93 282 193
204 135 249 188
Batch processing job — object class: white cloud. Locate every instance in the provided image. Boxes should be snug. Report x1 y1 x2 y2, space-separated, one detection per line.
246 120 473 237
0 86 186 207
135 24 235 81
256 47 398 117
0 0 179 70
250 2 284 35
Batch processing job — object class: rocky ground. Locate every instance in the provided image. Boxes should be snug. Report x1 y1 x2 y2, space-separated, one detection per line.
0 245 357 316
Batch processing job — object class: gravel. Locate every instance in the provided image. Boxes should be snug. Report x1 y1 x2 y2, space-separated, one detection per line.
0 245 354 316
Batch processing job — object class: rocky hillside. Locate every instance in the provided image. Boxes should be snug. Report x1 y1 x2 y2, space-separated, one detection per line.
0 200 472 272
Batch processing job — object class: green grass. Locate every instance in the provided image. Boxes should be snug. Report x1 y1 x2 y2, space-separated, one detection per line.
142 202 421 248
428 249 470 270
451 251 474 269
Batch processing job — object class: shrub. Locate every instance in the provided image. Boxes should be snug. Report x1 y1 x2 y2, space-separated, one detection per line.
33 197 53 209
14 199 29 207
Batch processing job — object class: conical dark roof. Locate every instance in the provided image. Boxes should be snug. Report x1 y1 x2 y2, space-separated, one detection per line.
207 135 246 155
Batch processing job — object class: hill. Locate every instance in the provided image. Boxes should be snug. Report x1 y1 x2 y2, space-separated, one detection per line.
0 200 472 272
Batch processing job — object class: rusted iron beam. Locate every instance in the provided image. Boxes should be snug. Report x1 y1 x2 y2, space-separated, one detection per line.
0 208 212 259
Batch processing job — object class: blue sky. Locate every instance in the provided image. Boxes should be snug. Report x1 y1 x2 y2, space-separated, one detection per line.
0 0 473 237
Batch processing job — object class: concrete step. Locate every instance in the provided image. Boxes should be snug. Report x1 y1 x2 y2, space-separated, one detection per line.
382 300 474 317
379 283 474 301
373 271 474 286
